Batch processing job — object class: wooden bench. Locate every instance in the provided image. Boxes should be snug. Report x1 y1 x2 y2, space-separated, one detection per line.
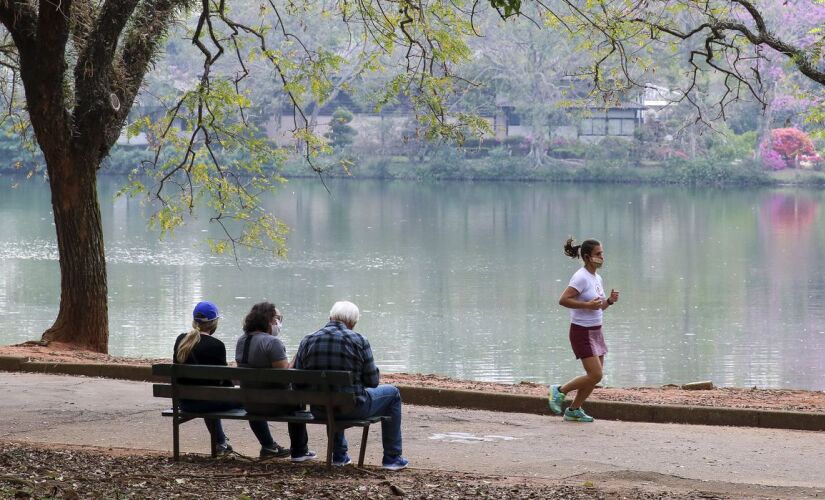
152 363 388 466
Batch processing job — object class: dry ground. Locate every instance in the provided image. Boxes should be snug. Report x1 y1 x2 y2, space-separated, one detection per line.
0 441 761 499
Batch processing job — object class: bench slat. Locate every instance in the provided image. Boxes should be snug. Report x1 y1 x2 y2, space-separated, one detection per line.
152 364 354 386
160 409 388 428
153 384 357 409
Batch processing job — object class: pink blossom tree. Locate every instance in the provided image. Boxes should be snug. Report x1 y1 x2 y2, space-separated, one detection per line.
760 128 823 170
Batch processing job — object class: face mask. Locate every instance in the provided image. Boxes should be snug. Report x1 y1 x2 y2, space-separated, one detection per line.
271 320 282 336
590 256 604 268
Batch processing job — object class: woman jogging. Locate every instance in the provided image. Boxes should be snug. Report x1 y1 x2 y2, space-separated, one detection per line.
548 237 619 423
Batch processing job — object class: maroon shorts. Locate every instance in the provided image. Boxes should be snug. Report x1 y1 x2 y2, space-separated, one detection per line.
569 323 607 360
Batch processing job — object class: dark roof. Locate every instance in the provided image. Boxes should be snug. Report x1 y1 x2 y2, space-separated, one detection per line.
284 92 414 116
283 87 497 116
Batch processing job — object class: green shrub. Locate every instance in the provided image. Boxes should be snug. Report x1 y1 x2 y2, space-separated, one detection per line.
548 138 587 159
324 108 357 149
585 137 633 166
661 158 769 185
707 131 757 161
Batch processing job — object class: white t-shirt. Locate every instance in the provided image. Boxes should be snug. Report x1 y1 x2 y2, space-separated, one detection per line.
568 267 605 327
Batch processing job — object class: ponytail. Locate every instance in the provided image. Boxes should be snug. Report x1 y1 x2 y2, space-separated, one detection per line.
563 237 581 259
176 319 218 363
563 237 601 261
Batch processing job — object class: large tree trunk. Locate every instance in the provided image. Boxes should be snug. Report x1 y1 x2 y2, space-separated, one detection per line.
1 0 188 354
41 156 108 353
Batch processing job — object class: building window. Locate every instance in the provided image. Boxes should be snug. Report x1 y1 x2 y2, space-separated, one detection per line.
608 119 622 136
622 119 636 135
580 118 592 135
592 118 606 135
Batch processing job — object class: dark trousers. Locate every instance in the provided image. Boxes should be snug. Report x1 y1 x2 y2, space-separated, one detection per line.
180 399 274 447
244 403 309 456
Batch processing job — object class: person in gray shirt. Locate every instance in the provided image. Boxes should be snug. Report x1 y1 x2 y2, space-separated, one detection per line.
235 301 316 463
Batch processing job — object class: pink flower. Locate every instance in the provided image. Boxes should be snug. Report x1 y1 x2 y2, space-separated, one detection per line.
761 128 819 170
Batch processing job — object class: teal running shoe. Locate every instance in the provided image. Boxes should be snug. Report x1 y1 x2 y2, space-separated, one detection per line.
548 384 565 415
563 407 594 423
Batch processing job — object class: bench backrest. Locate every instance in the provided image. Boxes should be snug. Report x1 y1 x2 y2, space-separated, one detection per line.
152 363 358 412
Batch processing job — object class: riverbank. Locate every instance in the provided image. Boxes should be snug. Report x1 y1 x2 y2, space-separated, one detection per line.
18 147 824 186
271 155 825 187
3 342 824 414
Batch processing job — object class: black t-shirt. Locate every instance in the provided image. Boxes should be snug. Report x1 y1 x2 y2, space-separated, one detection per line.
173 333 233 386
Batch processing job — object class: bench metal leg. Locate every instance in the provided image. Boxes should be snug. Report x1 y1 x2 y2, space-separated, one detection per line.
173 418 180 461
325 426 334 467
206 419 217 458
358 425 369 467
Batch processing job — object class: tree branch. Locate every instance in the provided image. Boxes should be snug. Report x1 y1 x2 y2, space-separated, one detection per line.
0 0 37 61
631 3 825 87
73 0 144 157
715 20 825 86
15 0 74 162
98 0 195 162
35 0 72 87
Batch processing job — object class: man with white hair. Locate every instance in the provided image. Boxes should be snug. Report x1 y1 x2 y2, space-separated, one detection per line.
294 301 408 471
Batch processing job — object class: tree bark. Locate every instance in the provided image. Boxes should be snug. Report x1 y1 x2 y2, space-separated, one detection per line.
41 156 109 353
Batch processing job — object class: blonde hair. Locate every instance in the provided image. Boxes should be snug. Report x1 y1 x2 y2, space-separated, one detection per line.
176 319 218 363
329 301 360 327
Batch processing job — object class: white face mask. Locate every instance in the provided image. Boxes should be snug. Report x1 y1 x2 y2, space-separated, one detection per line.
271 319 282 336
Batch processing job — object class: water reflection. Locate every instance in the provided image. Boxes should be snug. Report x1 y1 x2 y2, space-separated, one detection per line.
761 193 819 234
754 192 823 389
0 176 824 389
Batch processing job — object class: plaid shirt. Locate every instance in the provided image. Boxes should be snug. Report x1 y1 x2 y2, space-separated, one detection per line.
294 320 380 403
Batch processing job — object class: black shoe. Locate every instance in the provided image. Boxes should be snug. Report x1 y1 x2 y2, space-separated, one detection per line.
216 442 233 457
291 450 318 463
260 444 291 458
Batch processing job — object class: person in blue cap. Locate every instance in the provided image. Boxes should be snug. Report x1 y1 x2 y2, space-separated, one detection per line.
173 301 291 458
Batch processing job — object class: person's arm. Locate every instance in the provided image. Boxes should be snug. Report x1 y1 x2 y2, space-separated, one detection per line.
209 339 234 387
172 335 182 363
292 340 305 370
558 286 602 310
361 339 380 388
597 288 620 310
268 337 289 369
609 288 619 304
218 342 228 366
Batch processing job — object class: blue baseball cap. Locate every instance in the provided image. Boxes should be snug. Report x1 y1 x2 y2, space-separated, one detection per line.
193 301 222 322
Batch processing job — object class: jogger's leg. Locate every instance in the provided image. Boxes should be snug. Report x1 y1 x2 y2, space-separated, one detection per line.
564 356 603 408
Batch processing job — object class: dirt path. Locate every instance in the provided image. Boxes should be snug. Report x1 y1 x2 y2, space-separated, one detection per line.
3 342 825 413
4 372 825 499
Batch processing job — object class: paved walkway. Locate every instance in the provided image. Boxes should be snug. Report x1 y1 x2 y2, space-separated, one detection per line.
2 373 825 497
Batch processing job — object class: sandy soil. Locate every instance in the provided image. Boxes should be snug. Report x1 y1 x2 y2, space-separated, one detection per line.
3 342 825 413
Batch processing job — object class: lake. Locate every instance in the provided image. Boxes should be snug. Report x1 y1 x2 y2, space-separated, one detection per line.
1 175 824 389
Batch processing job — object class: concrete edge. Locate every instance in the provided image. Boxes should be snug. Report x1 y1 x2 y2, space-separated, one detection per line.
398 385 825 432
0 356 164 383
1 357 823 432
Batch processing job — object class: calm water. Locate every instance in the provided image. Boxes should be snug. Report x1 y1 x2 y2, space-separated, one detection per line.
1 175 824 390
